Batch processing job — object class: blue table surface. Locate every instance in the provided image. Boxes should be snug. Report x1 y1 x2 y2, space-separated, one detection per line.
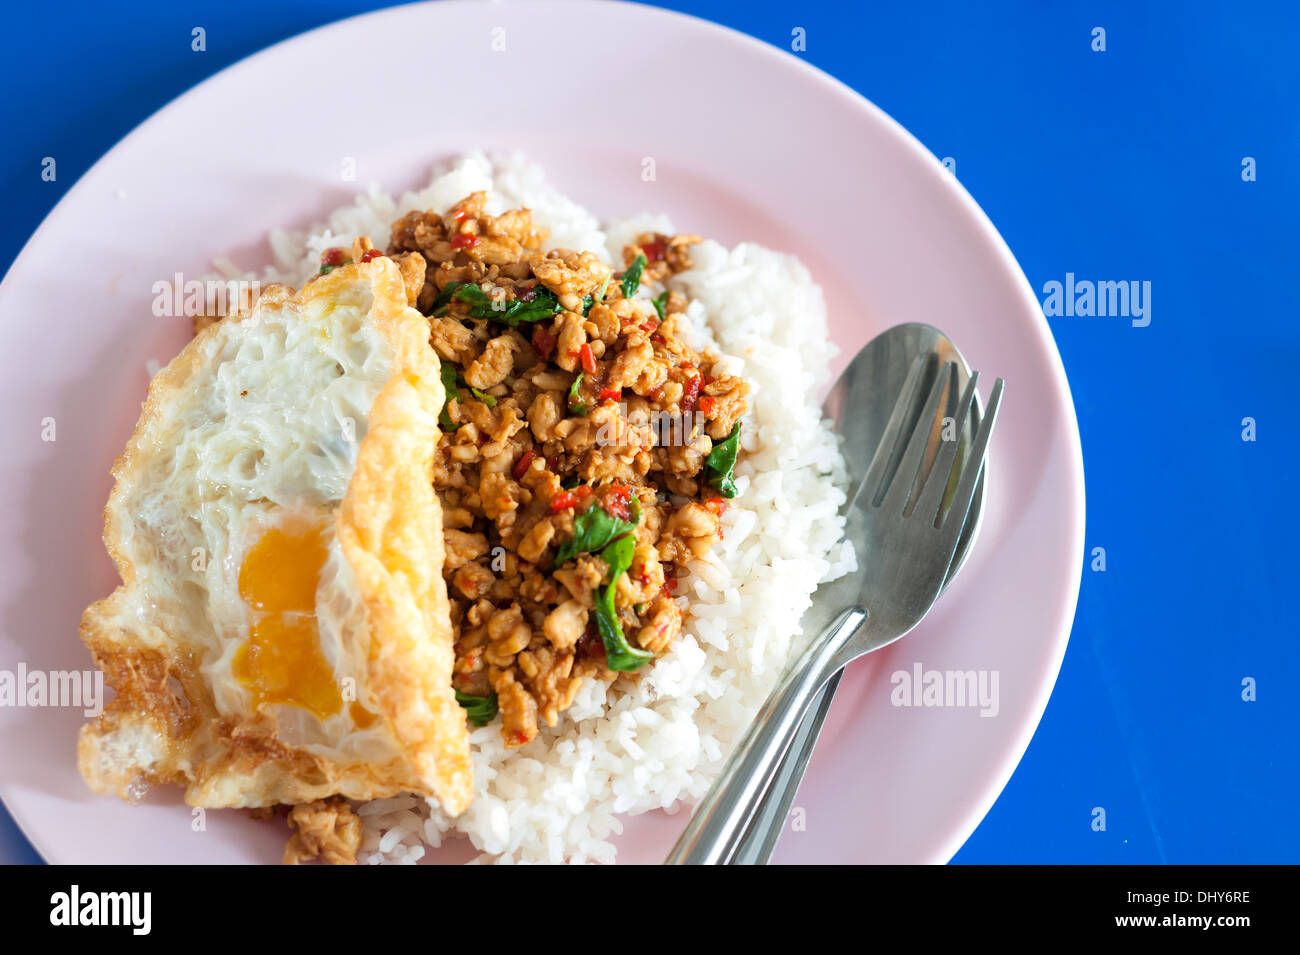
2 0 1295 865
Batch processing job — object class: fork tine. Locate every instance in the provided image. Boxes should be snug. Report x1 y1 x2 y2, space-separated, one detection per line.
852 355 926 508
912 371 980 527
939 377 1004 541
880 360 955 513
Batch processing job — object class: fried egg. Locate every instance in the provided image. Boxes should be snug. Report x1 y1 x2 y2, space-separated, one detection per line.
79 259 473 814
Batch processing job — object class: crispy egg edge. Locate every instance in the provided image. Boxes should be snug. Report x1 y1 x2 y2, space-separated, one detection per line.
76 259 473 815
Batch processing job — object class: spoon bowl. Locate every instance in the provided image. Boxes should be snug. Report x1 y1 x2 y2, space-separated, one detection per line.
731 323 986 864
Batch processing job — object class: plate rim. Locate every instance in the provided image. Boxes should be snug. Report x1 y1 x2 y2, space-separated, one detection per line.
0 0 1086 865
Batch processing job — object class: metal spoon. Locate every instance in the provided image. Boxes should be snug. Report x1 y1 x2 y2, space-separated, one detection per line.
728 322 986 865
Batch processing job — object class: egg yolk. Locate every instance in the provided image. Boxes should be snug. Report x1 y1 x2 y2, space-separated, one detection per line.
234 522 368 724
237 523 328 614
349 701 378 728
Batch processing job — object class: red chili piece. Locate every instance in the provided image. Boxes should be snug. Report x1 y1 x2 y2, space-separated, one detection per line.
681 375 702 412
579 343 597 375
551 486 593 513
605 484 634 521
513 449 537 481
641 240 667 262
576 623 606 660
532 325 556 361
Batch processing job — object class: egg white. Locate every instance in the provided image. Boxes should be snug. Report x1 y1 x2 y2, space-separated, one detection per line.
79 261 472 811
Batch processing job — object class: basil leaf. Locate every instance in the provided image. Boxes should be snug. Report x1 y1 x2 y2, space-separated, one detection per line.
553 499 647 668
652 291 668 321
450 283 494 309
580 294 595 316
486 297 561 326
438 362 460 431
470 386 497 407
705 422 741 499
433 281 563 326
461 283 564 326
455 690 498 727
430 281 468 316
508 292 567 325
621 253 647 299
594 534 654 672
596 274 610 301
567 373 587 416
552 501 638 568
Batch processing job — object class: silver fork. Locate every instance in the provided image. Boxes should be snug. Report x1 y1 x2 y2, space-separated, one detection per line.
665 357 1005 865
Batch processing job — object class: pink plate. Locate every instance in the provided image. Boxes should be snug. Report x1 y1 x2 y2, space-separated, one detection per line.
0 0 1084 864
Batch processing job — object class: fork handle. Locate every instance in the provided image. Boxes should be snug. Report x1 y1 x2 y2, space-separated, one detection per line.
664 606 867 865
729 669 844 865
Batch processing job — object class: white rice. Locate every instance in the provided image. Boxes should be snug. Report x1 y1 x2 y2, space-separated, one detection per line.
214 152 855 864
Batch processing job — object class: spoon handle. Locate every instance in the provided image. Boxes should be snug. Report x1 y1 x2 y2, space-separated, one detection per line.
728 670 843 865
664 606 866 865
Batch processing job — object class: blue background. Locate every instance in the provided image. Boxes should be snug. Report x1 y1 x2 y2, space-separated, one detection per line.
2 0 1295 864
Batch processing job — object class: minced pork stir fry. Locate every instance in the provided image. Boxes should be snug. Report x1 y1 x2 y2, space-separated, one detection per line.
208 192 751 749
